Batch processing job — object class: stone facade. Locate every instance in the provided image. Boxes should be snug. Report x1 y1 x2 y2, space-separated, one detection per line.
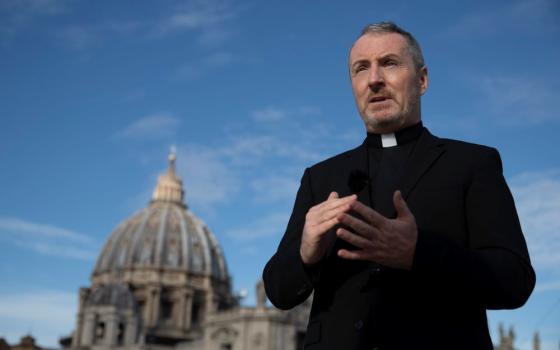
62 152 309 350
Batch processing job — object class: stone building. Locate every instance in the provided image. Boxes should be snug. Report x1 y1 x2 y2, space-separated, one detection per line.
62 152 309 350
0 335 54 350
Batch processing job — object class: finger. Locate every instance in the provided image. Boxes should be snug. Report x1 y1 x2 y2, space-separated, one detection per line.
318 200 355 223
337 213 379 239
337 248 369 261
350 200 386 227
327 191 339 200
313 193 357 213
393 190 412 219
311 217 340 236
336 228 373 249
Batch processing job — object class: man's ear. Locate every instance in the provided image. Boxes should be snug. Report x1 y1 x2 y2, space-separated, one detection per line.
419 66 428 95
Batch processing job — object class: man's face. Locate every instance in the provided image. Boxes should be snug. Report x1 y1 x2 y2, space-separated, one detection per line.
349 33 428 133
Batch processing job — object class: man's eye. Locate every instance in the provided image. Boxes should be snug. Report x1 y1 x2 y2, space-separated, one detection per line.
384 60 398 67
355 65 367 73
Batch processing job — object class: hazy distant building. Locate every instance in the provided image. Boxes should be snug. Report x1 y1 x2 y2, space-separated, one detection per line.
1 335 53 350
62 152 309 350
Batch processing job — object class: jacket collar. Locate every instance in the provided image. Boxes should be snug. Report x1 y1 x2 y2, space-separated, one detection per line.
348 127 446 215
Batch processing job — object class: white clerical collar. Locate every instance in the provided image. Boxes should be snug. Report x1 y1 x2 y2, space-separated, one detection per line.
381 133 397 148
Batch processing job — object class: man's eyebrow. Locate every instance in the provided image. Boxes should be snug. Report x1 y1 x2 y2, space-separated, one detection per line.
378 53 401 61
350 59 370 68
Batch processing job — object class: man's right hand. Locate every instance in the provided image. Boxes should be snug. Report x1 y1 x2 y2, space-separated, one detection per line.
300 192 357 266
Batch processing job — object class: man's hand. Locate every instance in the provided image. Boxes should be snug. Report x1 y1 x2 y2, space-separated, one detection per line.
300 192 357 266
336 190 418 270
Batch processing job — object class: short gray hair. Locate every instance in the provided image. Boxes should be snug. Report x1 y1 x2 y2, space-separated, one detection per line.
358 21 425 70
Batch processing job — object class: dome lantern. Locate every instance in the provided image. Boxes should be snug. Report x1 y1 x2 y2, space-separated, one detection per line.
151 146 186 208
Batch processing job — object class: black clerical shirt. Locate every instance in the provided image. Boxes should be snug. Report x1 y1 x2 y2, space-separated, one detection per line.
366 122 424 217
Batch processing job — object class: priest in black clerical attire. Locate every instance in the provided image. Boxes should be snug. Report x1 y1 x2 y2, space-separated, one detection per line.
263 22 535 350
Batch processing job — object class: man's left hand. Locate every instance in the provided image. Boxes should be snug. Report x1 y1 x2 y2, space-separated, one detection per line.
336 190 418 270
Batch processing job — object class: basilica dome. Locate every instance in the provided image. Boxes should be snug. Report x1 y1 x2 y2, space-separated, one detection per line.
92 152 230 287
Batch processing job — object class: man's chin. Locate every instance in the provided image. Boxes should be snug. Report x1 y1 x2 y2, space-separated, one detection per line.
363 114 402 133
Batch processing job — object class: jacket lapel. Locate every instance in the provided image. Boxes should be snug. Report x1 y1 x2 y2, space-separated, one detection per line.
388 129 446 217
349 143 372 208
325 143 371 260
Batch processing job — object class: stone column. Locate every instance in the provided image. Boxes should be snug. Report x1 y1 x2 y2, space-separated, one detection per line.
72 288 90 347
149 286 161 327
105 312 119 346
125 315 138 345
81 312 96 346
178 289 192 329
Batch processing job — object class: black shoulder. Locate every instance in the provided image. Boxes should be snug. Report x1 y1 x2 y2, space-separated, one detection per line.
439 137 499 157
307 144 364 174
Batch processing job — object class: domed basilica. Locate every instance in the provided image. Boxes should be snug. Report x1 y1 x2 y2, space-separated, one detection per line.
63 152 310 350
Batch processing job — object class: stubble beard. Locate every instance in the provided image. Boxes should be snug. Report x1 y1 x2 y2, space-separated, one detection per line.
362 94 421 133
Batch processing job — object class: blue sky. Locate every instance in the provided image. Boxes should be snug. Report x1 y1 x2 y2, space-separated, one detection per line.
1 0 559 348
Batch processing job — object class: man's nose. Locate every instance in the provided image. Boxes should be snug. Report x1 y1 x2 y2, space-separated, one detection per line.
368 66 384 91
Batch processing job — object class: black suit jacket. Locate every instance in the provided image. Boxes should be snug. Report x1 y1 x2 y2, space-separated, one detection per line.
263 128 535 350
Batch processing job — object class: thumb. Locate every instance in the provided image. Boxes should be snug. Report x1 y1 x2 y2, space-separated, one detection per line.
328 191 339 200
393 190 412 219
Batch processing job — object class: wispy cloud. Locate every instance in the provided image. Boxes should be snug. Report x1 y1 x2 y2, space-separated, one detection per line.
176 51 236 79
250 175 300 203
0 217 96 260
0 0 69 45
252 107 287 123
0 217 90 242
176 144 241 212
225 212 289 240
117 113 181 140
138 105 354 218
510 169 560 271
153 0 240 46
444 0 559 38
1 0 243 50
0 290 76 347
535 280 560 293
57 20 143 50
477 76 560 124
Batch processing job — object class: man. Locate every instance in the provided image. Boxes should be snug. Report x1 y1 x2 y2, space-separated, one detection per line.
263 22 535 349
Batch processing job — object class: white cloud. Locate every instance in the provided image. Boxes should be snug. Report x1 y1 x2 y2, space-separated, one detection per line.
176 51 236 79
445 0 559 38
148 105 353 216
535 280 560 293
0 0 69 45
509 169 560 270
0 217 90 242
252 107 287 123
225 212 288 240
0 290 77 347
153 0 239 46
219 135 276 165
176 144 241 212
15 240 97 261
250 175 300 203
477 76 559 124
0 217 97 260
117 113 180 140
0 0 67 16
56 20 144 50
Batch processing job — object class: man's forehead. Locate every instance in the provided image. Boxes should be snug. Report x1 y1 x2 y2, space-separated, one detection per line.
350 33 409 61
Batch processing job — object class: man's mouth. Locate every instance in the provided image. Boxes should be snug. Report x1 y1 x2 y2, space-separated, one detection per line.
369 96 391 103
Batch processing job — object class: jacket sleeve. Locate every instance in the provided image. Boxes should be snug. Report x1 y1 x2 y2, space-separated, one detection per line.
411 148 536 309
262 168 319 310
